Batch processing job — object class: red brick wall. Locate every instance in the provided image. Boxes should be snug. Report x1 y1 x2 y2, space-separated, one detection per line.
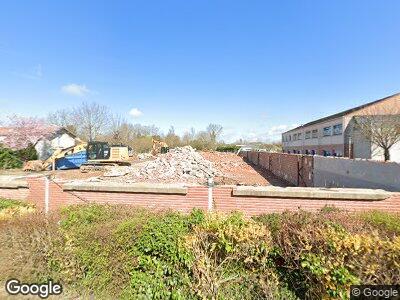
0 187 29 201
21 177 400 216
241 151 313 187
27 177 209 212
213 187 400 216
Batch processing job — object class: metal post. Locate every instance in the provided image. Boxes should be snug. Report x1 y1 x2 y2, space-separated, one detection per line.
207 177 214 212
44 176 50 214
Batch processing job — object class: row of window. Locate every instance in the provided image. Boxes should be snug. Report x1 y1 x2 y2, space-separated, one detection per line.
286 149 343 157
283 124 342 142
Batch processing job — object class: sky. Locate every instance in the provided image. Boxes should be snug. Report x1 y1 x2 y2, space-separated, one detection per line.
0 1 399 143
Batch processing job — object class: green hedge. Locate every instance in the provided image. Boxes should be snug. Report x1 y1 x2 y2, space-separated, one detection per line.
0 144 38 169
0 206 399 299
215 145 240 152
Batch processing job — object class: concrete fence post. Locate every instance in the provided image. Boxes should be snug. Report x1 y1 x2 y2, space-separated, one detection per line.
207 177 214 211
44 176 50 214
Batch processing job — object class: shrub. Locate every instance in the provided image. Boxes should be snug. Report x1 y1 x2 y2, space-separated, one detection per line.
0 198 35 220
0 206 398 299
272 211 400 299
184 212 292 299
359 210 400 235
0 212 65 283
215 145 240 153
125 210 202 299
0 147 22 169
59 204 154 297
0 198 28 210
14 144 38 161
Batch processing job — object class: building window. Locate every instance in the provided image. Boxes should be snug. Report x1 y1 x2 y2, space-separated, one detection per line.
323 126 332 136
312 129 318 138
293 134 297 141
333 124 342 135
297 133 302 140
305 131 311 139
289 135 291 141
323 150 331 156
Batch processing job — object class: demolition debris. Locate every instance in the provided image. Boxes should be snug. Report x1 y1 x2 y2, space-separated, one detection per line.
103 146 221 183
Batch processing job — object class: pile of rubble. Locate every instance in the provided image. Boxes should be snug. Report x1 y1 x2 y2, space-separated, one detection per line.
103 146 221 183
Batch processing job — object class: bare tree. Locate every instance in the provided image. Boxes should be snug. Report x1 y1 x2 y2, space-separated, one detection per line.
206 124 223 144
108 113 127 144
165 126 181 148
182 127 196 145
352 104 400 161
72 102 110 141
47 109 77 135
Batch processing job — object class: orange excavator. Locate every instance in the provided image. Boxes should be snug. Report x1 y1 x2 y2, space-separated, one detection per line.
151 138 169 155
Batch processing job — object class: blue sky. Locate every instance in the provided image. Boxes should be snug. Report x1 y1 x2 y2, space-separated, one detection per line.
1 1 399 142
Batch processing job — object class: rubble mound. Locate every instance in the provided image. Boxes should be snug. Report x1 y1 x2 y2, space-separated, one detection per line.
104 146 221 183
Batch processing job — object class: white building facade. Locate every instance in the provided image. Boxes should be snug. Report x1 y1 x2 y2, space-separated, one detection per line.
282 93 400 162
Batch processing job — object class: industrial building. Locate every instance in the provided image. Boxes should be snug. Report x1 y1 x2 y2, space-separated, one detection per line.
282 93 400 162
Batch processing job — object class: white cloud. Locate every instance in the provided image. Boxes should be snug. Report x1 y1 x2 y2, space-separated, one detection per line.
61 83 91 97
129 108 143 118
266 124 298 139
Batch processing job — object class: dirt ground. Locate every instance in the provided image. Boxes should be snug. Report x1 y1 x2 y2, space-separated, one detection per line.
200 152 289 186
1 152 289 186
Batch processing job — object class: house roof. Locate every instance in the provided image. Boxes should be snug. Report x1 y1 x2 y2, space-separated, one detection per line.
283 92 400 134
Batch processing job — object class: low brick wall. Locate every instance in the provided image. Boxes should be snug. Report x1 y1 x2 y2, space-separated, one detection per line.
27 177 209 212
0 181 29 201
213 187 399 215
0 187 29 201
0 177 395 215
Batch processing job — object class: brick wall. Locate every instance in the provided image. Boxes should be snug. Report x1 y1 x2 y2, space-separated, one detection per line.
0 187 29 201
213 186 400 216
240 151 313 187
12 177 398 216
27 177 209 212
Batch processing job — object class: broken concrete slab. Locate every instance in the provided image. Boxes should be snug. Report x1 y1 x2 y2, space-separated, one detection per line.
0 180 28 189
233 186 392 200
63 181 188 195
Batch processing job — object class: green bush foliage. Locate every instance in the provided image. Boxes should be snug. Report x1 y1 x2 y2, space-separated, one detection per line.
359 210 400 235
0 206 399 299
0 144 37 169
0 147 22 169
215 145 240 152
14 144 38 161
0 198 29 210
